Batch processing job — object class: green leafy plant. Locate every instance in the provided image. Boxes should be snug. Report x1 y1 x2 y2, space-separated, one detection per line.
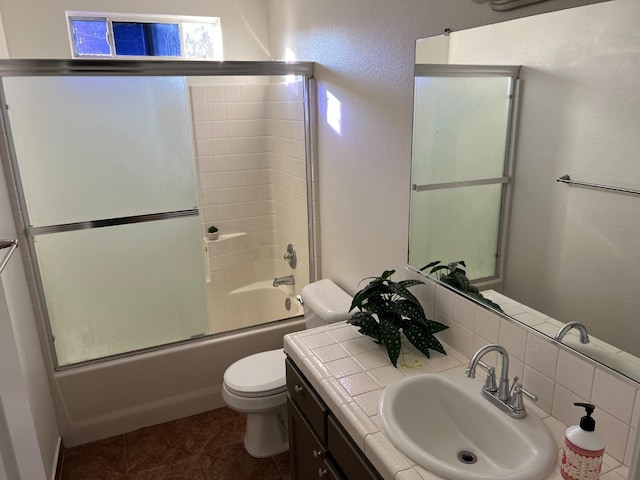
348 270 448 367
421 260 503 312
207 225 219 234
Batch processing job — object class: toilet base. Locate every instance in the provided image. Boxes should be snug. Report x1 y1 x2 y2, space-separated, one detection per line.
243 406 289 458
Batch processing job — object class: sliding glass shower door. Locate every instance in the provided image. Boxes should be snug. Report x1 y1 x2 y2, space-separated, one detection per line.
3 75 209 366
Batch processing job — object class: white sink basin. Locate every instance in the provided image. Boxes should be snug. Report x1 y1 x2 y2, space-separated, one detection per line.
379 373 556 480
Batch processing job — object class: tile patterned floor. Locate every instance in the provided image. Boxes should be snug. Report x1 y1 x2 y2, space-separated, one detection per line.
60 407 290 480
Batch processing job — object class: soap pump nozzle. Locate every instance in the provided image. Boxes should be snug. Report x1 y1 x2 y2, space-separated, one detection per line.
574 402 596 432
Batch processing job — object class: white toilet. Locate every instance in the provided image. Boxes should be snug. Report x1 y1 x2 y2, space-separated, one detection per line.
221 279 353 457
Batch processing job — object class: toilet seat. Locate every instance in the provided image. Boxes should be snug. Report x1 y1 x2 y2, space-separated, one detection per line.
224 348 286 398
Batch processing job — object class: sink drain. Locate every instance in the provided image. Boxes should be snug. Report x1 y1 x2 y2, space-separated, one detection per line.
457 450 478 465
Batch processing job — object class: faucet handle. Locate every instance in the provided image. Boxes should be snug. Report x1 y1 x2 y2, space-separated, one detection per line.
475 361 498 393
509 382 538 413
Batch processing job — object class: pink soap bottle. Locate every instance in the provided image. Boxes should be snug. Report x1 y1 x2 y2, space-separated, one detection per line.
561 402 606 480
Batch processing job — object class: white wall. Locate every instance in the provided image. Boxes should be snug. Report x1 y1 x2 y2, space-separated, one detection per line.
0 0 271 60
448 0 640 356
265 0 609 295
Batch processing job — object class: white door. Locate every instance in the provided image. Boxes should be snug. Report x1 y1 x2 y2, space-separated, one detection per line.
0 281 47 480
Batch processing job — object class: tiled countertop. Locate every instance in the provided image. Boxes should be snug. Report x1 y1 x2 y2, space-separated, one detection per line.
284 322 630 480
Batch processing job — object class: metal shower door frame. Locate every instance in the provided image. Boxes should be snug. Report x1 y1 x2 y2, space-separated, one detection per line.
0 59 317 369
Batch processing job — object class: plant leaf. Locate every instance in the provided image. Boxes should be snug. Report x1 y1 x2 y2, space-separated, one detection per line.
389 299 427 324
388 281 421 306
347 311 381 342
397 279 424 289
420 260 441 271
380 316 401 367
403 322 447 358
350 282 392 311
380 269 395 280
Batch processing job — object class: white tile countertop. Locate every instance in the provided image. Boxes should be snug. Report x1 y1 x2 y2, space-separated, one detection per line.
284 322 630 480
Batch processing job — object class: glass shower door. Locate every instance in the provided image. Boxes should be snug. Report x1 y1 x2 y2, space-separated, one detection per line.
3 75 209 366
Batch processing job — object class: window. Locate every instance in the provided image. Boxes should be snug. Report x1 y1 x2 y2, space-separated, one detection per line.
67 12 223 60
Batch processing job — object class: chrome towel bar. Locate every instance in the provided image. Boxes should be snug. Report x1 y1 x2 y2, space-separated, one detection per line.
556 174 640 197
0 238 18 274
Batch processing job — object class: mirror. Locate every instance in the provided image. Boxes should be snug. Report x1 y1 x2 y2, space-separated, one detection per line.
410 0 640 383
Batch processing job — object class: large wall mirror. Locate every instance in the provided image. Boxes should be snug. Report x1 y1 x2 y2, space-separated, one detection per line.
409 0 640 383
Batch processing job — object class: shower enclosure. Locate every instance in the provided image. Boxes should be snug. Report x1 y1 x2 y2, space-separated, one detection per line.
0 60 316 368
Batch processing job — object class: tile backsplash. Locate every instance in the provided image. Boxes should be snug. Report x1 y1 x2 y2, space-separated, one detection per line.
405 267 639 466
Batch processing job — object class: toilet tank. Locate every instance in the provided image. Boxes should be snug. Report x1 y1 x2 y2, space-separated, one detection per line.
300 279 353 329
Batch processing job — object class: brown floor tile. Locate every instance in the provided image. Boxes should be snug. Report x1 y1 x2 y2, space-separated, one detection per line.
125 421 193 473
172 407 246 454
201 442 282 480
59 407 288 480
273 451 290 477
127 454 206 480
62 435 126 479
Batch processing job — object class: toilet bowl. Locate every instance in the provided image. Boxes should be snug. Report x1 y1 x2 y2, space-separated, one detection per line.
221 349 289 458
221 279 353 458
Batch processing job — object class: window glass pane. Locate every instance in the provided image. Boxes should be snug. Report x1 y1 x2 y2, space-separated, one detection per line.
148 23 181 57
412 76 512 186
409 184 503 280
70 19 110 56
3 76 198 226
35 216 209 366
113 22 147 56
182 22 217 59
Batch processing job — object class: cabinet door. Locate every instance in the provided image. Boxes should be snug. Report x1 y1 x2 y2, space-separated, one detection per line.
328 415 383 480
286 358 328 442
287 398 326 480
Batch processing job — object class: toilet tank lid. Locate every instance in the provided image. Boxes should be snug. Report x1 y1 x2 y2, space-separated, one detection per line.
300 279 353 323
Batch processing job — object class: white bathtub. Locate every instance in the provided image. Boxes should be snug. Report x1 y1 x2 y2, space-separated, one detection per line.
52 313 305 446
227 280 304 327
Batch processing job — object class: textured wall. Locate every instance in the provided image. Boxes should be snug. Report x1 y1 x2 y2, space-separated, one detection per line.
266 0 610 295
448 0 640 356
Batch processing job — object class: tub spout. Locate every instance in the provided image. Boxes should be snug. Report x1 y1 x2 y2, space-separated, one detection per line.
273 275 295 287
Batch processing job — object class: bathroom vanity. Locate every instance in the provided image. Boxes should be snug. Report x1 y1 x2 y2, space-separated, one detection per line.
286 357 382 479
284 322 631 480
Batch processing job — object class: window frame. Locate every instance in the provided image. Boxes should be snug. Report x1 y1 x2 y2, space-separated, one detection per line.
66 11 223 60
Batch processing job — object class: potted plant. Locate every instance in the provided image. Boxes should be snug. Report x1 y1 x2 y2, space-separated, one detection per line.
206 225 219 240
348 270 448 367
421 260 503 312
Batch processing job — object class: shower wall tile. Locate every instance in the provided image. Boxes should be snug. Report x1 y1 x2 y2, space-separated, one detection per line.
205 85 224 103
190 78 309 310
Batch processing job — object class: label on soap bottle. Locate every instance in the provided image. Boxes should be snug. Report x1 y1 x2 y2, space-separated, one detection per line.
561 437 604 480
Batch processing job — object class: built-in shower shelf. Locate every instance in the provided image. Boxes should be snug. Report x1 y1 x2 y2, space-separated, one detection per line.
203 232 250 267
203 232 247 243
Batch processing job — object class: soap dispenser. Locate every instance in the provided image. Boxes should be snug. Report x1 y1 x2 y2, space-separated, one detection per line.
561 402 606 480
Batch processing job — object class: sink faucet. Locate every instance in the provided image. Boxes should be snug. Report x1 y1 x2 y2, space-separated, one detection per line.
555 321 590 344
273 275 295 287
465 344 537 419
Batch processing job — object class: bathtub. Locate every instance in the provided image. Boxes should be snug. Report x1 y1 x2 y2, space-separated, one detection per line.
226 280 304 328
52 313 305 446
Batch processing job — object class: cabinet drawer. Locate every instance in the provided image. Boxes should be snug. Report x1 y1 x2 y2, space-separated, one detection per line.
328 415 383 480
286 357 328 441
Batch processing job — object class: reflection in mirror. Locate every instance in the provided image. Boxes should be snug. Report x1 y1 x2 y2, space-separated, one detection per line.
409 66 519 281
410 0 640 383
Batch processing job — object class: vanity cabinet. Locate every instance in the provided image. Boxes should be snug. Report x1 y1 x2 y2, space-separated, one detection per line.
286 357 382 480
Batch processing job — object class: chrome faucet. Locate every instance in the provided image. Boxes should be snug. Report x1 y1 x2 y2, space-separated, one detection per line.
555 321 590 344
273 275 295 287
465 344 537 419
